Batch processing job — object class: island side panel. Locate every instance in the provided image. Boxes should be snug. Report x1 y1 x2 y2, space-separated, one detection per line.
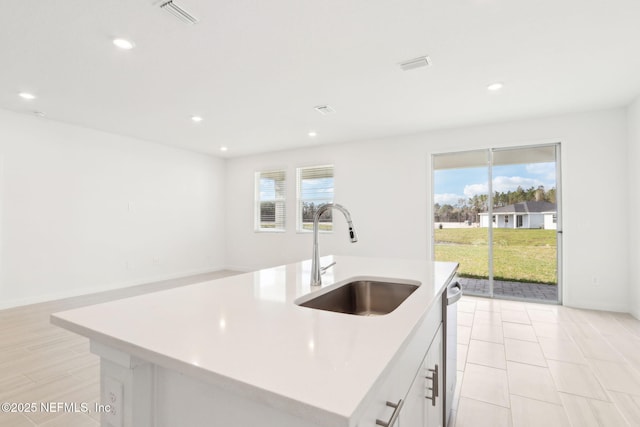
153 367 335 427
91 342 154 427
92 342 337 427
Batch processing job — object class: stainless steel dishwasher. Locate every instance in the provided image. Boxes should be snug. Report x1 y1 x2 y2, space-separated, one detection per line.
442 278 462 426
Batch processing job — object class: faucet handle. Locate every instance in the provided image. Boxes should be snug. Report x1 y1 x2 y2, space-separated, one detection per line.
320 261 336 275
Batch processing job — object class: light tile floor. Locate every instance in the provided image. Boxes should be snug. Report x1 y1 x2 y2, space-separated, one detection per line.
452 295 640 427
0 270 239 427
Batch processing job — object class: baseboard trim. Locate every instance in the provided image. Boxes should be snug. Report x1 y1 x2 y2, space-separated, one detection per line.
221 265 254 273
563 299 630 313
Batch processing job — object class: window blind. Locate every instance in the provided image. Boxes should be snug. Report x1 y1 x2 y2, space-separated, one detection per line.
255 170 286 231
296 165 334 232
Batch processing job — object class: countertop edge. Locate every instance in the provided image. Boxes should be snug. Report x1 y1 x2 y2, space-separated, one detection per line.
50 313 349 427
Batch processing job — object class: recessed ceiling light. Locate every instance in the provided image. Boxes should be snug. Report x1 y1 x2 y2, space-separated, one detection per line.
113 38 135 50
220 146 228 152
191 116 203 122
19 92 36 100
308 131 317 137
487 82 504 91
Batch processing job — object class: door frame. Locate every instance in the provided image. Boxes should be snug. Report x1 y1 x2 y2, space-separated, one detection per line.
430 142 563 305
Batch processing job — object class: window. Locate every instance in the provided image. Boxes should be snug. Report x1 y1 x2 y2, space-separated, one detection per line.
504 215 509 223
255 170 286 231
552 214 557 224
297 165 334 232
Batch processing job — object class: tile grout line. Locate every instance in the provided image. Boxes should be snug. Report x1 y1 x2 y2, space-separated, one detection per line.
456 295 640 427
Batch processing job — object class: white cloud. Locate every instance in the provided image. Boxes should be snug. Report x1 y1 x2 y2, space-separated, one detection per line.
493 176 544 192
463 176 546 197
434 193 466 206
525 163 556 181
463 183 487 197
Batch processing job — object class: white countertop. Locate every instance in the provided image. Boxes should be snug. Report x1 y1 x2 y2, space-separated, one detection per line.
51 256 458 426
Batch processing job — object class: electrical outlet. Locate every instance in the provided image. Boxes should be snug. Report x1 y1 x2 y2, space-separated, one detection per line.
104 376 123 427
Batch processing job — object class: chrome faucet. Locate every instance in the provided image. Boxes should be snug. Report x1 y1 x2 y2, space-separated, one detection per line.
310 203 358 287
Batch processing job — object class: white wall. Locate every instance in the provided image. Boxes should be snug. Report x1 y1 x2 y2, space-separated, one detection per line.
628 97 640 319
0 109 227 308
226 108 630 312
0 107 632 313
543 213 557 230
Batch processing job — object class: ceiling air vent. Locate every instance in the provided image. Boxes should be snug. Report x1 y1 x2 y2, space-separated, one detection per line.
314 105 336 115
399 56 432 71
160 1 199 24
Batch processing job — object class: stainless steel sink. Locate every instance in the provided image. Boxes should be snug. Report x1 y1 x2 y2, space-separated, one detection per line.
298 280 419 316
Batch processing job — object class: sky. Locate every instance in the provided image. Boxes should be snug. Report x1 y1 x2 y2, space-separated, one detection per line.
434 162 556 206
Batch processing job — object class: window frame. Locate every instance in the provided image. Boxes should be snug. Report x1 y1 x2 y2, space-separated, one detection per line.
296 164 335 233
254 169 287 233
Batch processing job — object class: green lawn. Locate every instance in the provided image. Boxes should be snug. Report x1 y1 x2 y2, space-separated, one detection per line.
301 222 333 231
434 228 557 285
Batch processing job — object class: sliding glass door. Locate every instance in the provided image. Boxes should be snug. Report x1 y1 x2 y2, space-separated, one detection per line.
432 144 561 303
433 150 491 296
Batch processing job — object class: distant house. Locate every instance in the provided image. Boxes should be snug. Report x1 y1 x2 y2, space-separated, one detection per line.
542 210 558 230
479 201 557 229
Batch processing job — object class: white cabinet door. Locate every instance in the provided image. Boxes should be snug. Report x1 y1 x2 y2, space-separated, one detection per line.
399 364 426 427
425 324 444 427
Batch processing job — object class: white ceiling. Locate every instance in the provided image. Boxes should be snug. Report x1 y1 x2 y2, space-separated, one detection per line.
2 0 639 158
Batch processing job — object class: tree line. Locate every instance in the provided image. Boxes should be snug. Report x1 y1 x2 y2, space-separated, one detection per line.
260 201 332 222
434 186 556 223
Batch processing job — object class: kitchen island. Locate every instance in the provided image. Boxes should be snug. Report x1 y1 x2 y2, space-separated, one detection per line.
51 256 458 427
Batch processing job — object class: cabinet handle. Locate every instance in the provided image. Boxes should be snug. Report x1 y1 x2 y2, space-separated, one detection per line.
375 399 404 427
425 364 439 406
